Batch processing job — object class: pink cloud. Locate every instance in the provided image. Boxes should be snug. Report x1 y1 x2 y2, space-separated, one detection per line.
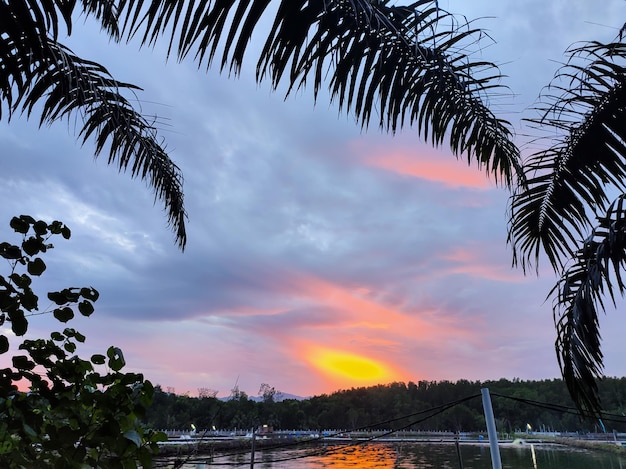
351 141 495 189
441 245 526 282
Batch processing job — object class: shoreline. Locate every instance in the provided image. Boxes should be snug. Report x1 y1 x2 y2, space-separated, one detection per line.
553 437 626 456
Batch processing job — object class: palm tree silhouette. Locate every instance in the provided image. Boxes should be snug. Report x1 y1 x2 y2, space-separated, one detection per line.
510 37 626 418
1 0 522 249
7 0 626 418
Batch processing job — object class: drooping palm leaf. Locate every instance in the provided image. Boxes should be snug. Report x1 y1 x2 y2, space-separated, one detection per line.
117 0 522 186
509 41 626 272
508 37 626 417
553 194 626 417
1 1 187 248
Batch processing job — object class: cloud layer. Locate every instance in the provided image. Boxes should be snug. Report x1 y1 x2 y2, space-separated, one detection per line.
2 2 626 398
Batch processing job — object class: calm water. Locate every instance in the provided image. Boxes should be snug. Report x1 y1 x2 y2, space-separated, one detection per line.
174 442 626 468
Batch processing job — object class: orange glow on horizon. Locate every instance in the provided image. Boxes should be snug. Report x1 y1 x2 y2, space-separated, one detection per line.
261 272 479 391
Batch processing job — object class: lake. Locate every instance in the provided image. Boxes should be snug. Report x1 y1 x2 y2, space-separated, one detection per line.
171 441 626 468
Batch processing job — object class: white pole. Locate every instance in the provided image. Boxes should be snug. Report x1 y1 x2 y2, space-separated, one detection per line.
481 388 502 469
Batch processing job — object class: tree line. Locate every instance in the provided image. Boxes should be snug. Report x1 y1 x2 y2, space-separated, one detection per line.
142 378 626 434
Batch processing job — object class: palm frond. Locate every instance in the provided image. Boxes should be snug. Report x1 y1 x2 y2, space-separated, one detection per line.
0 0 74 43
79 0 123 38
0 0 72 117
553 194 626 418
119 0 522 186
1 1 187 248
509 41 626 272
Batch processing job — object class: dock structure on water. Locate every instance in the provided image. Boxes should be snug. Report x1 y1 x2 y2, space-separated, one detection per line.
158 428 626 448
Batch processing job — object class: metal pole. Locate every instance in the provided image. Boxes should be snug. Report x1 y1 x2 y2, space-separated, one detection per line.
481 388 502 469
250 428 256 469
454 432 464 469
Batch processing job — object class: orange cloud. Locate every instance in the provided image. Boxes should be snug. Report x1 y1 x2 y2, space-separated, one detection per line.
297 278 404 327
264 271 484 350
268 272 484 391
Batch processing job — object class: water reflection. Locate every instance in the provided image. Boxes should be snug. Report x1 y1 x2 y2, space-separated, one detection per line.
176 442 626 469
306 444 398 467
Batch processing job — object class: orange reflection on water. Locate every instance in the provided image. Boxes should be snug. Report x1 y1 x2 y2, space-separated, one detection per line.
190 444 401 468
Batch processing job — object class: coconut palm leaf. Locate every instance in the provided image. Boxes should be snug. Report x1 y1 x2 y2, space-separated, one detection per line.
553 194 626 417
509 41 626 272
117 0 522 186
1 1 187 248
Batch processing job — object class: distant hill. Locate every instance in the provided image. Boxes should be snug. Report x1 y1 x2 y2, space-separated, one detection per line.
274 392 308 402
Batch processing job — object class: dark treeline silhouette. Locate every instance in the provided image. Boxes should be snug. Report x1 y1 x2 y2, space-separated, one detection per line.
142 378 626 433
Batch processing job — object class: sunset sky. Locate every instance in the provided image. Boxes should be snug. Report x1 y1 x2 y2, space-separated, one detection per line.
3 1 626 399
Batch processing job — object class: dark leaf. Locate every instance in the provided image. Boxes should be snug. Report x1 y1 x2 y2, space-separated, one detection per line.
53 307 74 323
48 288 80 305
78 300 94 317
0 243 22 260
80 287 99 301
22 237 44 256
0 335 8 354
9 216 30 234
27 258 46 276
10 310 28 336
12 355 35 371
107 346 126 372
32 220 48 236
74 330 86 343
9 273 31 288
91 354 106 365
48 291 68 305
19 289 39 311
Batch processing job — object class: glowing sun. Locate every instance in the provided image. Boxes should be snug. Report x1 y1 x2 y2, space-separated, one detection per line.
311 349 391 381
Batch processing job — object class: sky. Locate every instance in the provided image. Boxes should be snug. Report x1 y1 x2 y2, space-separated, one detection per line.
2 1 626 399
